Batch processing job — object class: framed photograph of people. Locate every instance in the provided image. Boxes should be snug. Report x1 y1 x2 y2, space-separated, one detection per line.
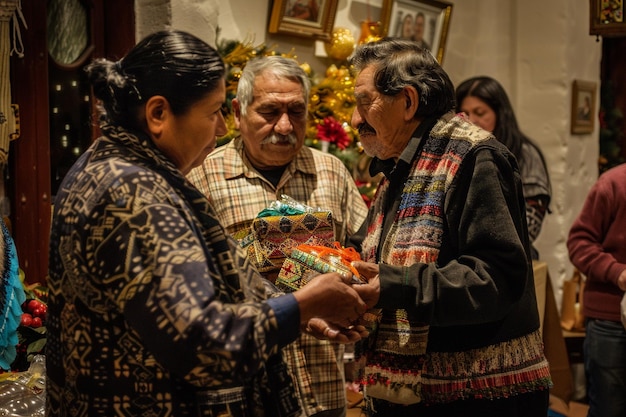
382 0 453 63
268 0 339 41
571 80 597 134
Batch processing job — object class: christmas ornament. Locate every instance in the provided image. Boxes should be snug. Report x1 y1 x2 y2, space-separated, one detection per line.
324 27 355 61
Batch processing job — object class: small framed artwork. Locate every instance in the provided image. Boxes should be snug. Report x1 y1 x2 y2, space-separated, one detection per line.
268 0 339 41
589 0 626 38
571 80 597 134
381 0 453 63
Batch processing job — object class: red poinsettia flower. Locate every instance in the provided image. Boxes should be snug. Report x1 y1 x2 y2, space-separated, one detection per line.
316 116 352 150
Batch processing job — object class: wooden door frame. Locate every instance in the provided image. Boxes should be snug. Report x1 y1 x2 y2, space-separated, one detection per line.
601 37 626 161
8 0 134 284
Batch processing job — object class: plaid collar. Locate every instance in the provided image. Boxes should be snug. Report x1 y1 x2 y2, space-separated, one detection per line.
221 136 319 181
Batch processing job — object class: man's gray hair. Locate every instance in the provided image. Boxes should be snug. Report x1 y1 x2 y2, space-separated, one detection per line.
236 55 311 116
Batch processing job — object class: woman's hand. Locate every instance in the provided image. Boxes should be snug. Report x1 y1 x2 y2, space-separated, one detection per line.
294 272 367 329
304 317 369 343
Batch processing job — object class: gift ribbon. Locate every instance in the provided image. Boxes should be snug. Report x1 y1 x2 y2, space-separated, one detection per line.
256 206 303 217
295 242 361 279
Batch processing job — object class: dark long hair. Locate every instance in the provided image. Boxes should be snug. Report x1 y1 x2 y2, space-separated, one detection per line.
455 76 537 162
350 37 456 120
86 30 225 130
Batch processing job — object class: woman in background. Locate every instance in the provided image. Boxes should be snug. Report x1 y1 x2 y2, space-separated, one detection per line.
398 13 414 39
456 76 551 259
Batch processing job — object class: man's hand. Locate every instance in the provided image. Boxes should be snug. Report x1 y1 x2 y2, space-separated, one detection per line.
351 261 380 309
618 269 626 292
351 260 379 281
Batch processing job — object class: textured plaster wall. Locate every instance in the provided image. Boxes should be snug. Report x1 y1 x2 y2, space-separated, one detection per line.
514 1 601 294
135 0 602 304
135 0 241 47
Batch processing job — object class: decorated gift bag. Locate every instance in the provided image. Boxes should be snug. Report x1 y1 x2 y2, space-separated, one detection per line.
241 195 335 274
560 268 585 332
276 242 362 292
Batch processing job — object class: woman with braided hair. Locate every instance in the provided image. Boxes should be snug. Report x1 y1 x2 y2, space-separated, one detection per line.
46 29 367 417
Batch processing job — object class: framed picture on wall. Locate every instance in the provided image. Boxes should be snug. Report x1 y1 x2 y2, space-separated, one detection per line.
589 0 626 37
268 0 339 41
382 0 453 63
571 80 597 134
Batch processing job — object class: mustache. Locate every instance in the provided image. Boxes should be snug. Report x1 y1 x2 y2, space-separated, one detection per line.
260 133 298 145
358 123 376 136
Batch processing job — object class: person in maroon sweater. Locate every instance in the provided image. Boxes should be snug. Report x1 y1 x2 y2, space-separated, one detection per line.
567 163 626 417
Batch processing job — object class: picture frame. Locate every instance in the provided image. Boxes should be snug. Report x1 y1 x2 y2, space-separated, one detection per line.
571 80 597 135
268 0 339 41
589 0 626 38
380 0 453 63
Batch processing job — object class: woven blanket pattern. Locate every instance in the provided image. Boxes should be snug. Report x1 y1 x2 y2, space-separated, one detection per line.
248 212 335 273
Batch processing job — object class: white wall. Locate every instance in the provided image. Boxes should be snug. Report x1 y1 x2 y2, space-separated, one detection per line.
515 0 600 291
135 0 602 303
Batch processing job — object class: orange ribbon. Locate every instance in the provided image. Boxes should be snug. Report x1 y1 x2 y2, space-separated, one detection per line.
296 242 361 278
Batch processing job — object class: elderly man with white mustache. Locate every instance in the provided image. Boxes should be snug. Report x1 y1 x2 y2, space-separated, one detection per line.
188 55 368 417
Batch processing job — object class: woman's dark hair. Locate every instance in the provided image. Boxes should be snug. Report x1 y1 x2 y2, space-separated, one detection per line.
349 37 456 119
455 76 534 162
85 30 225 129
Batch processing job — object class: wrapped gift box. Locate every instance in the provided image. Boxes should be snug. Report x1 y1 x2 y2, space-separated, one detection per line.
245 211 335 274
276 243 361 292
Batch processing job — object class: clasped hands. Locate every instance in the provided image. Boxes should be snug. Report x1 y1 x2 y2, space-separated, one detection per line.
295 260 380 343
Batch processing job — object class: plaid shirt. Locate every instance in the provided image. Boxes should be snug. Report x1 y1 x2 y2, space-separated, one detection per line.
188 137 368 242
188 136 368 416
